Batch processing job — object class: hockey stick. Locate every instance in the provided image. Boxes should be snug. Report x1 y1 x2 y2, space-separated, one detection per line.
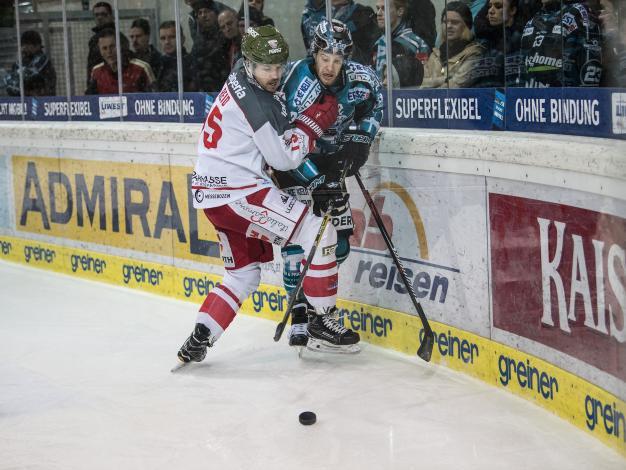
354 171 435 362
273 161 350 342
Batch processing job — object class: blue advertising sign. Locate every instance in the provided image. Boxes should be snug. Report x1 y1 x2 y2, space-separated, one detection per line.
21 93 214 123
30 96 96 121
392 88 496 131
125 93 213 122
505 87 617 138
0 97 29 120
1 88 624 139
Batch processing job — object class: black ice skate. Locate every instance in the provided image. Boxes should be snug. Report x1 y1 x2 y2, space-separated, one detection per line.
288 303 309 347
307 308 360 354
176 323 215 365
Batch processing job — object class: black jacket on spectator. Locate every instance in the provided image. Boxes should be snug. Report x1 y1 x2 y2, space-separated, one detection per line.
188 0 229 44
135 45 162 79
473 4 525 86
600 31 626 87
301 0 381 66
156 47 196 92
373 22 429 87
86 22 130 85
5 50 56 96
406 0 437 49
335 1 381 65
515 0 542 24
192 26 229 92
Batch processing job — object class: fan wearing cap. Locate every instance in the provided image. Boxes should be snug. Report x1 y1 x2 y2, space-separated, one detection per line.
421 1 485 88
272 18 383 353
176 26 349 364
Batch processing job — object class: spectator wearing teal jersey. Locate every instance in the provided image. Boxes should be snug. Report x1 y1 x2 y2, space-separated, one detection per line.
373 0 430 87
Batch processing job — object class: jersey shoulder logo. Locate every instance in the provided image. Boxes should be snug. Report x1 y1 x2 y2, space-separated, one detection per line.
562 13 578 34
293 76 321 111
346 62 375 84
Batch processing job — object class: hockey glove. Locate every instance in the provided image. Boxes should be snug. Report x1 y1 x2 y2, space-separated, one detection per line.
338 131 372 177
294 94 339 140
311 181 349 217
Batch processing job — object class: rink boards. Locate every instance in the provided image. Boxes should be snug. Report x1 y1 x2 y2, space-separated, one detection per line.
0 123 624 458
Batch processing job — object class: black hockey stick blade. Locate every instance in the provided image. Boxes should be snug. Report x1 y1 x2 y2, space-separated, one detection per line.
274 321 286 342
354 171 435 363
417 329 435 362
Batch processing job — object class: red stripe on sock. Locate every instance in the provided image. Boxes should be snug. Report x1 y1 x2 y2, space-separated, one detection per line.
217 284 242 307
309 261 337 271
303 273 338 297
199 292 238 330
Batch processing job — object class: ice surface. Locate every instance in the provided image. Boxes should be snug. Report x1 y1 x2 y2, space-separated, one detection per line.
0 261 623 470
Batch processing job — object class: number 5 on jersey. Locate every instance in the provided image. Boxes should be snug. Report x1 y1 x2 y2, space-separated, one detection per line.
203 106 223 149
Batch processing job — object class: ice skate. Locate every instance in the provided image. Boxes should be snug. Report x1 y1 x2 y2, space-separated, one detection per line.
173 323 215 371
288 303 309 344
288 303 309 358
307 308 361 354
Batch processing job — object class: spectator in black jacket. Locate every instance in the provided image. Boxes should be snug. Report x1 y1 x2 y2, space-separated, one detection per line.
473 0 525 86
219 9 242 70
130 18 161 78
191 0 230 91
515 0 541 24
301 0 381 65
599 0 625 87
186 0 229 44
238 4 264 36
156 21 196 92
241 0 275 26
4 30 56 96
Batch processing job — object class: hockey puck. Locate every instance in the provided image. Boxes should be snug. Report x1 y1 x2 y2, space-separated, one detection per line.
298 411 316 426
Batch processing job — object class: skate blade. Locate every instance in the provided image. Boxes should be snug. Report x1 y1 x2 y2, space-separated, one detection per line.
306 338 361 354
297 346 304 359
170 360 190 373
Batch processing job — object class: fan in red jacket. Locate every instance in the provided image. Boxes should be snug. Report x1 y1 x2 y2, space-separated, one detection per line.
86 27 155 94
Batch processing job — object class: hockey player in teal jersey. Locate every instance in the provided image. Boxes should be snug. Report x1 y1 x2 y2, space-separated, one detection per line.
273 18 383 353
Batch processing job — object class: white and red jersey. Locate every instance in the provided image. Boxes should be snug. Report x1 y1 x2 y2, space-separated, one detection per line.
192 66 312 209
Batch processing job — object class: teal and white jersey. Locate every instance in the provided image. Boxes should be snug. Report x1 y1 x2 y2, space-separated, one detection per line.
279 57 383 184
374 23 430 84
281 57 383 188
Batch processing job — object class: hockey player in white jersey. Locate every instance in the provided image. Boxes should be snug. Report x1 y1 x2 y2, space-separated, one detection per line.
176 25 360 364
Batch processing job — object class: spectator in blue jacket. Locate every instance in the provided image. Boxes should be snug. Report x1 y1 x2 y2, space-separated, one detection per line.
4 30 56 96
373 0 430 87
301 0 380 65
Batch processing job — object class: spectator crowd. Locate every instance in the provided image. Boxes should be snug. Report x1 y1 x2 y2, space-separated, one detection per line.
3 0 625 96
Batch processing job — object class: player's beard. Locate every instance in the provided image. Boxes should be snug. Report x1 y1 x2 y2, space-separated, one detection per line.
265 79 279 92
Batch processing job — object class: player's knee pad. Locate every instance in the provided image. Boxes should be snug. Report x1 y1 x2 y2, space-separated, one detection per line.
281 245 304 296
221 263 261 301
335 234 351 265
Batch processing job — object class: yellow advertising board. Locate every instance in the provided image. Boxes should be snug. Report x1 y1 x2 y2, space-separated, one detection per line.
12 155 222 264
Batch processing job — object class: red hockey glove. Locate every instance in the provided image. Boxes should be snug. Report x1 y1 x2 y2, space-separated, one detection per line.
294 94 338 140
